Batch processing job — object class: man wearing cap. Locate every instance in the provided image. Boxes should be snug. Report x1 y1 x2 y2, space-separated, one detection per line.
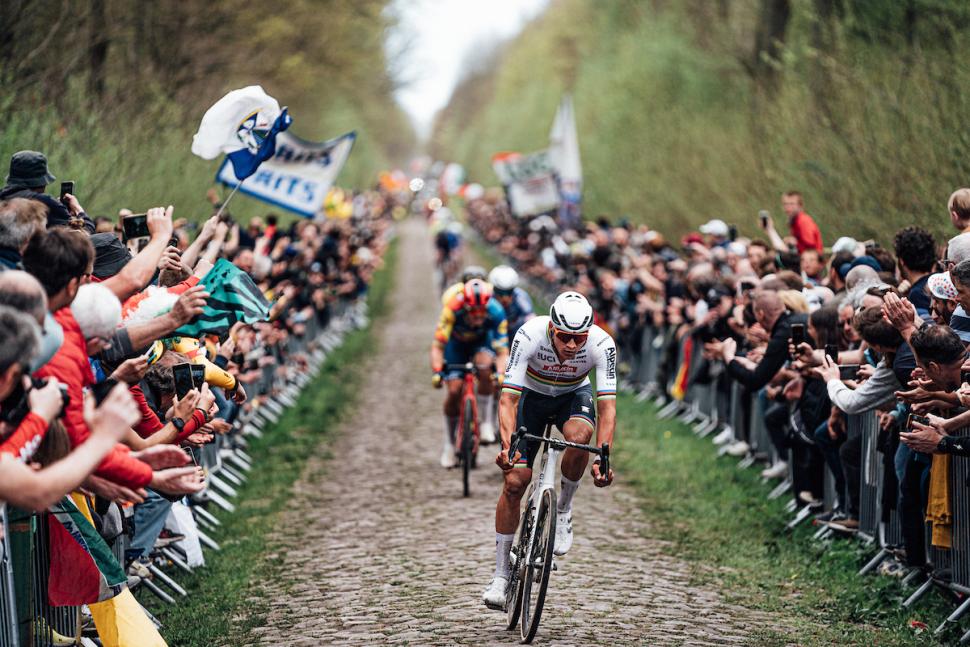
927 272 960 330
699 219 730 248
0 150 94 233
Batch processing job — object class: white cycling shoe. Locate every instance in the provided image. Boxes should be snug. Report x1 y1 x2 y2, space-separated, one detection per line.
440 442 457 468
482 576 508 610
479 420 497 444
553 511 573 556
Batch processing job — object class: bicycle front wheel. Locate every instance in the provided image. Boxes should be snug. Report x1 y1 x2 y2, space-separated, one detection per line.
461 396 474 497
519 487 556 644
506 500 533 631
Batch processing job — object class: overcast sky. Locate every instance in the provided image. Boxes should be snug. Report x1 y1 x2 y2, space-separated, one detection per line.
387 0 550 138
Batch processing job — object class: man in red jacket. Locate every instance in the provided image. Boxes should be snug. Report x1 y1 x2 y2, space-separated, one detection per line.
782 191 823 254
24 227 201 498
760 191 823 255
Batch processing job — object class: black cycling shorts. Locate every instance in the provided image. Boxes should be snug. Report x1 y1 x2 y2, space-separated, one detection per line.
513 384 595 469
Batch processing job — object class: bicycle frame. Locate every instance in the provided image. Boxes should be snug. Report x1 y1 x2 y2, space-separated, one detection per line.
447 362 480 456
509 426 608 578
523 425 559 551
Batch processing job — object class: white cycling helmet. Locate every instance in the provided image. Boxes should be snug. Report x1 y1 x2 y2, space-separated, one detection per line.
488 265 519 292
549 291 593 334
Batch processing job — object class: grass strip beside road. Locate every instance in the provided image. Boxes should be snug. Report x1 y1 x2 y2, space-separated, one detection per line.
154 239 397 647
617 392 955 646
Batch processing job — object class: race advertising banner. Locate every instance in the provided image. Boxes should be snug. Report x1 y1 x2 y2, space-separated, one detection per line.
492 150 560 217
217 130 356 217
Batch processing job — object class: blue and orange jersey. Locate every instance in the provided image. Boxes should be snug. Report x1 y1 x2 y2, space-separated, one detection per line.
434 290 508 352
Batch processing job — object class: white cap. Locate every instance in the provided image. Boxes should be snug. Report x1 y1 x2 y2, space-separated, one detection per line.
699 219 729 237
831 236 859 255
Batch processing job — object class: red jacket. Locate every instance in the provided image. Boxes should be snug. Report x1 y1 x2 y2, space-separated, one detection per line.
130 384 164 438
0 413 47 461
789 211 823 254
35 308 153 488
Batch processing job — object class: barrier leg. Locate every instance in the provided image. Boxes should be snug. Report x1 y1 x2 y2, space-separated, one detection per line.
858 548 890 576
192 506 221 528
159 548 193 576
768 479 792 501
785 504 815 530
140 578 176 605
147 564 187 597
935 594 970 635
902 577 933 608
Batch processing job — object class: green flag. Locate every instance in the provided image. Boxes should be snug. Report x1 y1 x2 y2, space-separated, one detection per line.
175 258 271 337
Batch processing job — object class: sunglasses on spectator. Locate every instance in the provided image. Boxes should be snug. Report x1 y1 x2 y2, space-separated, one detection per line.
554 331 588 345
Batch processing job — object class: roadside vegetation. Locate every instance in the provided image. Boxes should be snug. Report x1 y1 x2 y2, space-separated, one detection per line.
432 0 970 242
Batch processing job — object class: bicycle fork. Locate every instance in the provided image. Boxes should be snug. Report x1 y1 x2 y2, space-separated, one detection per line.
522 446 560 571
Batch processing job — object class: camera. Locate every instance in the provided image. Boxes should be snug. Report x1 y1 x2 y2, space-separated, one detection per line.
0 378 69 432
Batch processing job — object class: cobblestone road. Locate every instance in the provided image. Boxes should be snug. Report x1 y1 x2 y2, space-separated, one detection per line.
247 217 780 646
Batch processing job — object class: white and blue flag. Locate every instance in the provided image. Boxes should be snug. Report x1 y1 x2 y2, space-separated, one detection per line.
191 85 293 181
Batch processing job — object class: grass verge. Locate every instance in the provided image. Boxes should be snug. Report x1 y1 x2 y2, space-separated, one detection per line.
617 391 958 646
151 239 397 646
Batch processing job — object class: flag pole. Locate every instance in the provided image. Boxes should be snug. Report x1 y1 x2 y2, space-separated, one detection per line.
214 179 244 221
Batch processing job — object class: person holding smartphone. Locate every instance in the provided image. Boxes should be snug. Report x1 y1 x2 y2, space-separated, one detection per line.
0 151 95 233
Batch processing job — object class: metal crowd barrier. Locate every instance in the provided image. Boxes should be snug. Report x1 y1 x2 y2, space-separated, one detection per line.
0 297 370 647
634 324 970 638
947 451 970 640
4 509 80 647
856 411 881 544
1 509 18 647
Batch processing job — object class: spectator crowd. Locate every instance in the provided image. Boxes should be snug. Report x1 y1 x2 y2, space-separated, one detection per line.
0 149 392 646
463 185 970 607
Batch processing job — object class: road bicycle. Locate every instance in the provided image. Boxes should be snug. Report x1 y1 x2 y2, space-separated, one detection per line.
504 424 610 643
444 362 481 497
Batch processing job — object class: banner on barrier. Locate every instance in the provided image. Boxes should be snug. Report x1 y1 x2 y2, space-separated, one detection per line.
217 131 356 217
491 150 560 217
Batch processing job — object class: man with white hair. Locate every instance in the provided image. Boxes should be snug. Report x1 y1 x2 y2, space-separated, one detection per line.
71 283 122 356
0 198 46 271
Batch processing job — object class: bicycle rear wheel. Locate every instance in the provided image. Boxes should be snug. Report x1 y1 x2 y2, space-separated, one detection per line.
519 488 556 644
461 397 474 497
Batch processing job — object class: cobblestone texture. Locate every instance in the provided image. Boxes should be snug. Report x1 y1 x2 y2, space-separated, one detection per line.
246 217 782 646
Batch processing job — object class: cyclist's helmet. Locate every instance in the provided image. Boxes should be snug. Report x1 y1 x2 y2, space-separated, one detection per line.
488 265 519 292
462 278 492 310
461 265 487 283
549 291 594 334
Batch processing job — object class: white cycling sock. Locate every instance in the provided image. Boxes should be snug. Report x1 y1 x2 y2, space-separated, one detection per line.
483 393 496 426
558 475 580 513
476 393 492 425
443 416 457 445
495 532 515 578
